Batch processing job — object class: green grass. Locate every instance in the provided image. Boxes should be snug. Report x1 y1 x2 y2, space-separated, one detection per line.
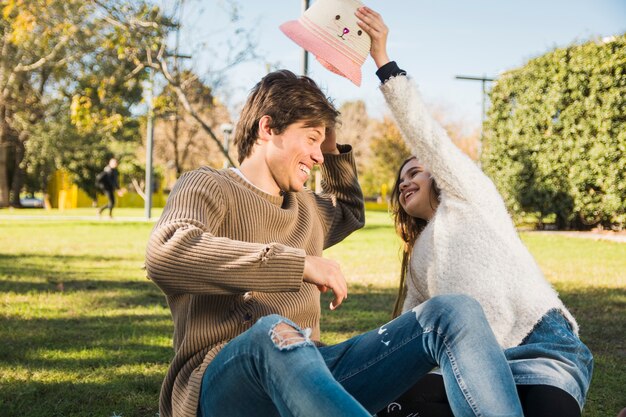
0 210 624 417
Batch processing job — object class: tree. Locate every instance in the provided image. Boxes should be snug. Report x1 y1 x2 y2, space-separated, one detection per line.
359 103 479 199
361 117 412 198
1 0 258 206
0 0 92 206
482 34 626 229
336 100 375 176
96 0 257 169
430 104 481 161
152 70 232 178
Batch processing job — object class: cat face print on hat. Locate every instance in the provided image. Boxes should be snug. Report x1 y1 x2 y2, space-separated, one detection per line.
280 0 371 86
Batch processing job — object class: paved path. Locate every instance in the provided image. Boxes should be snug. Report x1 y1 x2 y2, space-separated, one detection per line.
525 230 626 243
0 215 157 222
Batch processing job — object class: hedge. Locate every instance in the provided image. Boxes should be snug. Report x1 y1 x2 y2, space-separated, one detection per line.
482 35 626 229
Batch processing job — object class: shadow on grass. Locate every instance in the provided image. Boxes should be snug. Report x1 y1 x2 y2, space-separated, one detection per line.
0 377 162 417
0 312 172 417
1 277 622 417
1 313 173 365
0 253 150 294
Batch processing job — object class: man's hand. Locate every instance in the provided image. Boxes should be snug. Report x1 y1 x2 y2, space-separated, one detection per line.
356 7 390 69
321 126 340 155
303 255 347 310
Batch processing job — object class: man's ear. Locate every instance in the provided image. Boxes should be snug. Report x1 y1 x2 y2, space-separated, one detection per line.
257 115 273 144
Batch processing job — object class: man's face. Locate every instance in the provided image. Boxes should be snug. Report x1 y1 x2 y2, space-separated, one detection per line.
265 121 325 193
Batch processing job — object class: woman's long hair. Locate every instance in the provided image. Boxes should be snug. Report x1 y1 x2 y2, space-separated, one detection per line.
390 156 440 318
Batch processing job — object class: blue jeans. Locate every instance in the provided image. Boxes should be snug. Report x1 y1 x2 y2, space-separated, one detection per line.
505 309 593 409
198 294 523 417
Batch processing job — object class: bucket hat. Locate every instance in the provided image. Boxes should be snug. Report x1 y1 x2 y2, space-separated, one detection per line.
280 0 371 86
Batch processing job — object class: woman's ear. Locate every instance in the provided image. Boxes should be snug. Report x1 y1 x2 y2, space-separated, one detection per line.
257 115 273 144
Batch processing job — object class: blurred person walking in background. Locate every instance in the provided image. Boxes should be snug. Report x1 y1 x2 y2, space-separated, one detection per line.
96 158 123 218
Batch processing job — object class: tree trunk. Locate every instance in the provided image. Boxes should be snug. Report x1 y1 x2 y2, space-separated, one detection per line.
9 137 25 207
0 103 9 207
0 144 8 207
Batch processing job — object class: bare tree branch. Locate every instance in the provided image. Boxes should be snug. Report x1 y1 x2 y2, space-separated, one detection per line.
157 55 236 166
93 0 161 29
14 37 71 73
131 178 146 200
180 125 198 165
125 63 146 81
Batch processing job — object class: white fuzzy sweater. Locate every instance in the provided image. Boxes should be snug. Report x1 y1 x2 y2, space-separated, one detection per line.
381 75 578 349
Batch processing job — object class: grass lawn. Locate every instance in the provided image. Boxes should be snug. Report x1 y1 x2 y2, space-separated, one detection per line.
1 209 624 417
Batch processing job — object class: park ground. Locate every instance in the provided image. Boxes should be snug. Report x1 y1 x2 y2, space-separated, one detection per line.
0 208 624 417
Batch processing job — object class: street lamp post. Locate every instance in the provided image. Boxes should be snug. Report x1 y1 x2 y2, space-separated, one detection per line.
144 52 192 220
455 74 495 158
145 67 155 220
302 0 310 76
455 75 495 123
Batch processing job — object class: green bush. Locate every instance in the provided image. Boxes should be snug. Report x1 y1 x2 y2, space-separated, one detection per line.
482 35 626 229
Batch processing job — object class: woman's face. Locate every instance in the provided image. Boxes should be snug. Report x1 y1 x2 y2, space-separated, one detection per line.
398 159 438 221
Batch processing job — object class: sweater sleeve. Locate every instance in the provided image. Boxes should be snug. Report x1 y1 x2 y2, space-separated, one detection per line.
316 144 366 249
145 170 305 296
380 74 502 205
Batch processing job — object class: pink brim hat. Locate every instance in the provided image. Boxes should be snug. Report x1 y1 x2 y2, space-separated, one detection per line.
280 15 367 86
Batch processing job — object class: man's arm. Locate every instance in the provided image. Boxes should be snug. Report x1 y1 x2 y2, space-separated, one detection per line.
146 169 351 309
145 170 305 296
317 143 365 249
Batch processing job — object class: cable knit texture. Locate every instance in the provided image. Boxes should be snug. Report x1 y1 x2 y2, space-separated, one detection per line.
145 146 364 417
380 75 578 349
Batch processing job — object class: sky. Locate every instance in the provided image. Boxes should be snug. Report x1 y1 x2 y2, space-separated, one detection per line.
172 0 626 130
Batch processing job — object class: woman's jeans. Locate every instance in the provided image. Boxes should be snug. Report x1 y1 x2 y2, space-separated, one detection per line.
198 294 523 417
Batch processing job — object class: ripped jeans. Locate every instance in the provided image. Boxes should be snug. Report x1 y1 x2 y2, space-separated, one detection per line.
198 294 523 417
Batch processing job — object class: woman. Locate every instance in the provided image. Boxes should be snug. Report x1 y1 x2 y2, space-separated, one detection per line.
356 7 593 417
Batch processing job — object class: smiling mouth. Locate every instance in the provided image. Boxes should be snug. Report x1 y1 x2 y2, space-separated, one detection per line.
403 188 419 202
299 163 311 177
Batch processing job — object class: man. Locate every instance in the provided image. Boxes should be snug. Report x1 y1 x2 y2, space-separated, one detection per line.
145 70 523 417
96 158 121 218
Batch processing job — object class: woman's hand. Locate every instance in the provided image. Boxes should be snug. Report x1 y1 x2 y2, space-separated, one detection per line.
355 6 390 69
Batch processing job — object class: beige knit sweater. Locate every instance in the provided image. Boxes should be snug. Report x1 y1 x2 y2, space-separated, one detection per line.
145 147 364 417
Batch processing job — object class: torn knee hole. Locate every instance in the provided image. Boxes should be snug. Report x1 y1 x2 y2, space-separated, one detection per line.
269 321 312 350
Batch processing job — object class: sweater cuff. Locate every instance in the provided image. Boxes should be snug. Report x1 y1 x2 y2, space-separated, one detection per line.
322 144 355 167
376 61 407 84
320 145 358 190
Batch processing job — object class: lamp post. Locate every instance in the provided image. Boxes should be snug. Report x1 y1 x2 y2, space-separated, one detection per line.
301 0 310 76
221 123 234 168
455 74 495 158
455 75 495 124
145 67 155 220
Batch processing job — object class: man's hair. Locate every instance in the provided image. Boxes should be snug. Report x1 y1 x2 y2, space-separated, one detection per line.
234 69 340 163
